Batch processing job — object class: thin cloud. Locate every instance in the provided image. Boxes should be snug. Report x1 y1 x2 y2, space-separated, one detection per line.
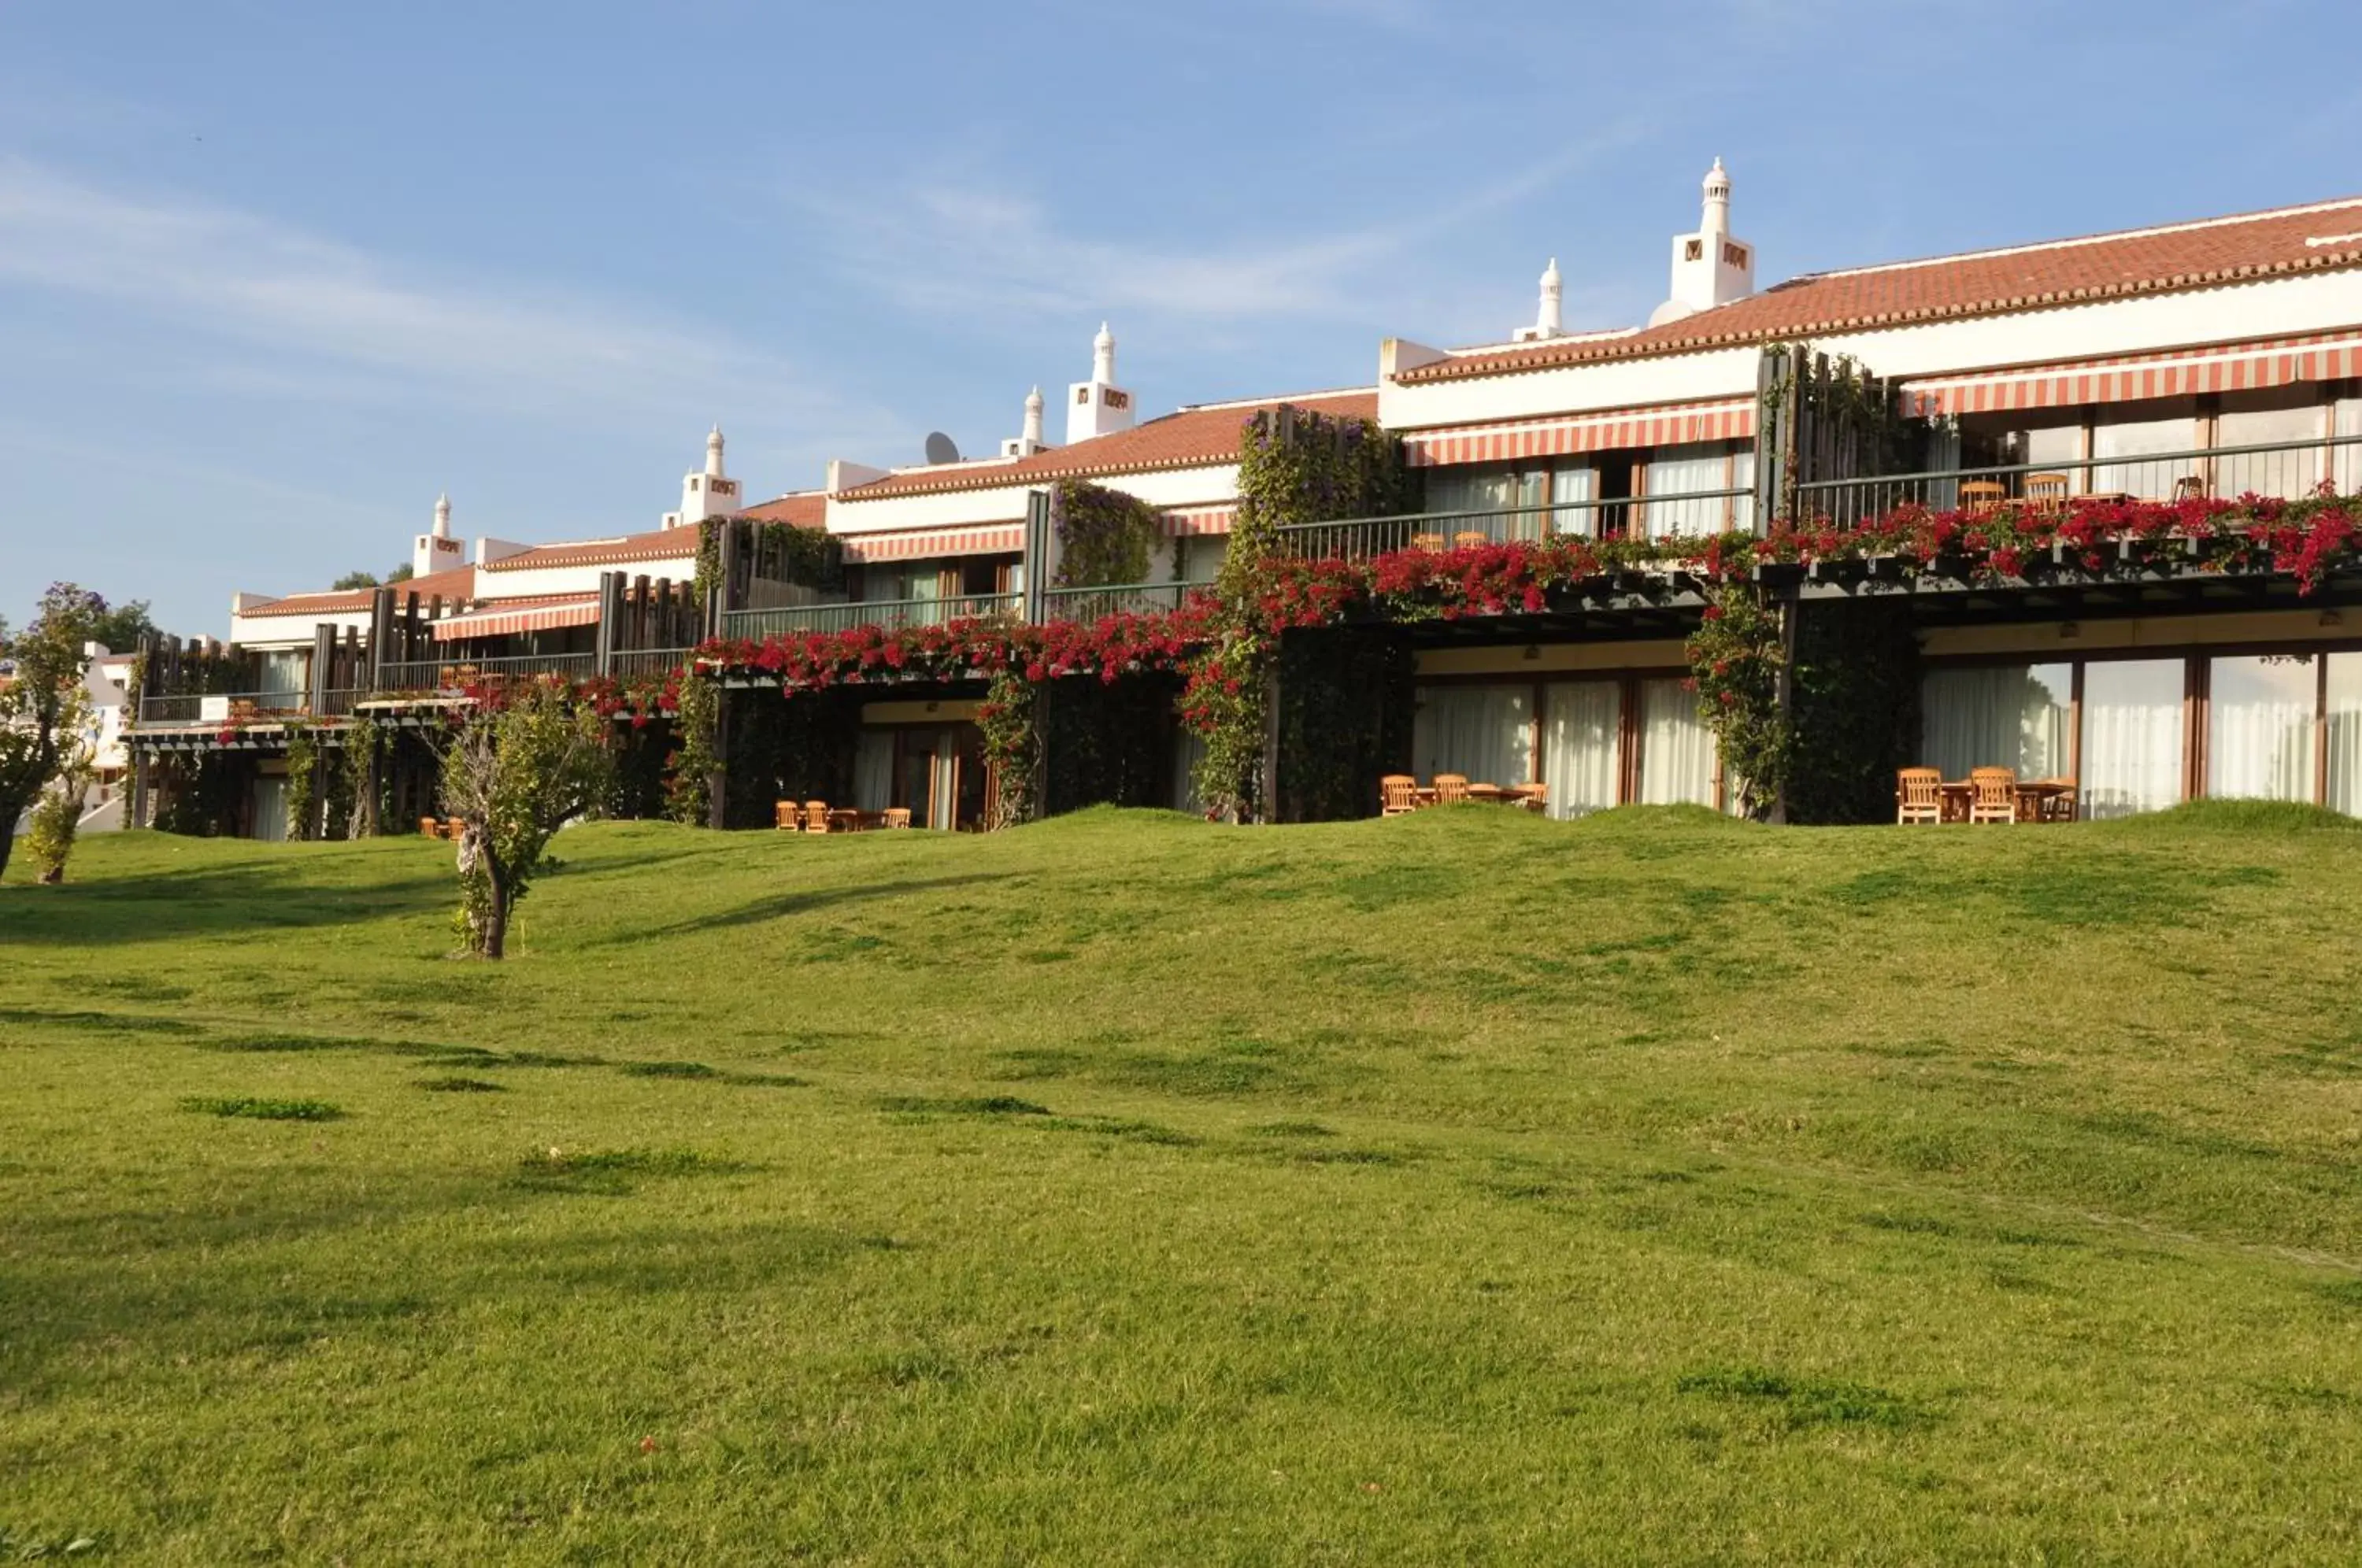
0 157 872 438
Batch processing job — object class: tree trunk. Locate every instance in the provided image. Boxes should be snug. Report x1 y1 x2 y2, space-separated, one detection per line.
482 864 510 959
0 789 23 883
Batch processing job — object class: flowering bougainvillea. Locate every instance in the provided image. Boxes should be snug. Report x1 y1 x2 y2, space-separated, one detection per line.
691 487 2362 821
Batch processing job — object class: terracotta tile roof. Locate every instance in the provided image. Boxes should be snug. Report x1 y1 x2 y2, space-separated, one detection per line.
239 564 478 618
742 491 827 527
837 390 1379 501
479 526 702 573
1401 195 2362 386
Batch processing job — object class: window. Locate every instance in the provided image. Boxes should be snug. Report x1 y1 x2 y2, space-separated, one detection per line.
1642 443 1745 538
2336 398 2362 494
2090 412 2194 496
853 731 894 812
1541 682 1619 817
1179 536 1225 584
2208 655 2316 801
1550 465 1598 537
1412 685 1532 787
2081 660 2185 819
1637 678 1714 805
1922 664 2072 778
2217 395 2326 498
2327 654 2362 815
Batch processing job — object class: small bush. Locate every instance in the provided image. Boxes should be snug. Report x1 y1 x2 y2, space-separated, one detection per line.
182 1096 345 1122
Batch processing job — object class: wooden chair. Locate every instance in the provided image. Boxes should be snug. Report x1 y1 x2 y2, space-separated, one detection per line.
2023 473 2070 512
1895 767 1943 825
1453 531 1491 551
1507 782 1548 812
1959 480 2007 514
1968 767 2018 825
775 800 800 830
417 816 442 839
1410 532 1447 553
2035 779 2079 823
2171 475 2206 503
1431 773 1470 806
883 807 913 829
1379 775 1419 817
444 818 467 840
1465 782 1505 804
803 801 831 834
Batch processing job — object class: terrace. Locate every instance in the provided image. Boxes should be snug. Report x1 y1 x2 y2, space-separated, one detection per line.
717 582 1197 642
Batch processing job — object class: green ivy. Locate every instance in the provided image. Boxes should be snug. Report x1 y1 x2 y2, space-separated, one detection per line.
978 670 1039 829
1190 405 1415 820
1052 479 1161 587
666 671 720 826
284 723 317 842
1684 581 1788 819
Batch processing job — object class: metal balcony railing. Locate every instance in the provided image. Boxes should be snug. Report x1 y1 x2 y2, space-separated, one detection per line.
1272 487 1757 562
720 592 1022 642
607 647 696 680
1794 433 2362 529
1038 582 1198 620
372 652 597 693
135 690 309 726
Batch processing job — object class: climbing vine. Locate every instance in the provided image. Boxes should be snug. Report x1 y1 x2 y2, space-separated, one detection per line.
665 667 720 825
1052 479 1162 587
977 668 1039 829
1185 404 1416 820
284 722 317 841
339 716 388 837
1683 581 1788 819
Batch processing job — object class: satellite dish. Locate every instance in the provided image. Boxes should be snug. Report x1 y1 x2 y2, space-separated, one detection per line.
924 431 961 465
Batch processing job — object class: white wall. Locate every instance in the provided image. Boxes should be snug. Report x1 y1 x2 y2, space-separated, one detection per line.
476 553 695 600
1379 269 2362 434
826 462 1242 537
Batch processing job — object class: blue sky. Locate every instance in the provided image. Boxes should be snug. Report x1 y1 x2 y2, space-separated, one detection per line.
6 0 2360 635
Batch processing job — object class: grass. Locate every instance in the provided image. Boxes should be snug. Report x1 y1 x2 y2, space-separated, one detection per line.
4 804 2362 1562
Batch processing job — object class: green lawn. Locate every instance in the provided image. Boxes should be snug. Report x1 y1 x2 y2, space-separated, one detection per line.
5 805 2362 1564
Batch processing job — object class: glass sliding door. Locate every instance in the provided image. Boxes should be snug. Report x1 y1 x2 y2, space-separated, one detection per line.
1637 678 1714 806
2207 655 2316 802
1412 685 1532 788
2080 660 2186 819
1921 664 2073 778
852 730 894 812
2328 654 2362 815
251 777 289 842
1541 681 1620 818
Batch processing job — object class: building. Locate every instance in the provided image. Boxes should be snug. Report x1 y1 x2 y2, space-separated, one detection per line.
128 168 2362 833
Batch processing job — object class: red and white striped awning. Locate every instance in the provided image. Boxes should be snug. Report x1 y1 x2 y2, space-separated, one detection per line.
839 523 1024 564
1164 506 1235 537
1902 328 2362 416
431 596 601 642
1402 398 1756 468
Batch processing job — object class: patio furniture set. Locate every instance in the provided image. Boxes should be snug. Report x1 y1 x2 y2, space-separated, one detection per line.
1381 774 1549 815
773 801 915 834
1895 767 2079 825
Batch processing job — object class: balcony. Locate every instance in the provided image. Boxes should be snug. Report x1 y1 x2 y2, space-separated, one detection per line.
721 591 1023 642
1273 487 1755 562
1038 582 1198 620
1794 433 2362 528
371 652 598 693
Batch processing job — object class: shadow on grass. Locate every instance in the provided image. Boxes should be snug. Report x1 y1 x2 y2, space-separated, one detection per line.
0 861 450 946
601 872 1016 943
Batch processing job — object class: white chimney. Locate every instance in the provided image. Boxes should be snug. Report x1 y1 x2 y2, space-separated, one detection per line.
1001 386 1053 458
1512 257 1564 342
671 424 742 528
1067 322 1136 446
413 493 467 578
1649 157 1755 327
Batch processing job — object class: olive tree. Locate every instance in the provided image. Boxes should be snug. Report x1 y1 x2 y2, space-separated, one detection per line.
0 585 101 886
435 677 612 959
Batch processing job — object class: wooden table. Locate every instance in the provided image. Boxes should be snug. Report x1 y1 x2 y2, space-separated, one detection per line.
1466 782 1505 804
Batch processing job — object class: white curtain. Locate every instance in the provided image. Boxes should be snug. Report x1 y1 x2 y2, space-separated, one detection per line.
2327 653 2362 815
1541 682 1620 817
1550 465 1597 538
1424 465 1516 517
1920 664 2072 778
2090 413 2194 497
1642 444 1730 539
258 650 307 702
1637 678 1714 806
853 730 894 812
2081 660 2185 819
2217 401 2326 499
1172 726 1207 812
251 777 289 843
2337 398 2362 494
2208 656 2316 802
1412 685 1532 787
